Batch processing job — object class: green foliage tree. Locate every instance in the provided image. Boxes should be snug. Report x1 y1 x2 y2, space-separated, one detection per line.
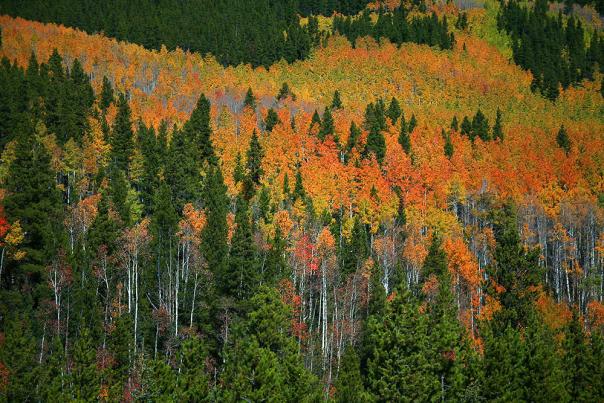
556 124 571 155
110 93 134 172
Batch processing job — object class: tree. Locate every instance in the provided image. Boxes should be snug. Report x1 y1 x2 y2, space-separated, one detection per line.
71 329 100 401
386 97 401 124
225 197 259 303
334 345 367 403
277 82 293 101
472 109 490 141
184 93 215 164
556 124 571 154
318 107 335 140
443 129 454 159
100 75 114 110
110 93 134 172
201 165 229 286
408 113 417 133
264 108 280 132
3 126 63 290
365 125 386 163
450 116 459 132
460 116 472 137
243 129 264 199
364 290 439 400
331 90 343 109
175 336 210 400
563 311 591 401
244 87 257 110
398 117 411 155
492 108 504 141
219 286 320 401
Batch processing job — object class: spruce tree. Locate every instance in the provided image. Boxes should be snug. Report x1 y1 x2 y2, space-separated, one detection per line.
460 116 472 137
184 93 215 164
443 129 454 159
100 75 114 110
175 336 211 400
492 108 504 141
71 329 100 401
243 129 264 200
398 117 411 155
318 107 335 140
472 109 490 141
110 93 134 172
451 115 459 132
334 345 367 403
4 127 63 288
563 311 591 401
331 89 343 109
244 87 257 110
408 113 417 133
264 108 280 132
277 82 292 101
386 97 401 124
556 124 571 154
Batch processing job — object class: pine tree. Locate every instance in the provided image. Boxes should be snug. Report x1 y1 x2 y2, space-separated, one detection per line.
563 311 592 401
310 109 322 129
342 217 369 277
398 117 411 155
331 89 343 109
201 165 229 286
233 152 245 184
175 336 210 400
110 93 134 172
0 317 40 401
386 97 401 124
364 290 439 400
345 121 361 161
365 125 386 163
264 108 280 132
226 197 260 304
277 82 292 101
460 116 472 137
219 287 320 401
4 126 63 288
265 225 288 286
184 93 215 164
244 87 257 110
450 115 459 132
492 108 504 141
556 124 571 154
408 113 417 133
443 129 454 159
472 109 490 141
71 328 100 401
100 75 114 110
109 168 132 226
318 107 335 140
334 345 367 403
243 129 264 200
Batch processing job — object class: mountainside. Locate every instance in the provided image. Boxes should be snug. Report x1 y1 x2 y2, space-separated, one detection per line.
1 0 604 400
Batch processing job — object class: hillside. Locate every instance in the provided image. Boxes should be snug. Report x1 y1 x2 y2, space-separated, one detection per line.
1 1 604 400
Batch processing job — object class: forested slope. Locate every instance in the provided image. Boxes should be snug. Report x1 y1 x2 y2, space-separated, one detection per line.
0 0 604 400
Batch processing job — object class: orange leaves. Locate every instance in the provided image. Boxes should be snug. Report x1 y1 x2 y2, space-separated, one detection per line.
178 204 206 245
535 290 571 331
444 237 480 291
316 227 335 254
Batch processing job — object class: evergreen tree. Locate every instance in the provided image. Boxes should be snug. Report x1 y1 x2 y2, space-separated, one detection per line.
451 115 459 132
277 82 292 101
110 93 134 172
334 345 367 403
109 168 132 226
243 129 264 199
331 89 343 109
563 311 591 401
201 165 229 287
264 108 280 132
408 113 417 133
310 109 321 129
443 129 454 159
342 217 369 277
365 125 386 163
318 107 335 140
219 287 320 401
398 117 411 155
3 126 63 289
71 328 100 401
244 87 257 110
556 124 571 155
265 225 288 286
0 317 40 401
386 97 401 124
460 116 472 137
233 152 245 184
345 121 361 161
364 290 439 400
141 359 177 401
100 75 114 110
184 93 215 164
175 336 211 400
472 109 490 141
492 108 504 141
226 197 259 304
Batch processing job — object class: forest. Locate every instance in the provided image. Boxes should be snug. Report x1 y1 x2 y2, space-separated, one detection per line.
0 0 604 401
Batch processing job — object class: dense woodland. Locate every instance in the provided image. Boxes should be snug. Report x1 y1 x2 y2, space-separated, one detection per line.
0 0 604 401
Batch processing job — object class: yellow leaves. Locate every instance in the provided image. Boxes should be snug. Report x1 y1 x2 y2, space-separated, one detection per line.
5 220 25 261
444 237 480 290
0 140 17 185
274 210 293 238
316 227 335 254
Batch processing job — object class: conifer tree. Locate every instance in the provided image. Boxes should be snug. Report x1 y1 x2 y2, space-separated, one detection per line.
264 108 280 132
110 93 134 172
331 89 343 109
563 311 592 401
100 75 114 110
386 97 401 124
556 124 571 154
398 117 411 155
244 87 257 110
175 336 211 400
472 109 490 141
184 93 215 164
408 113 417 133
318 107 335 140
243 129 264 200
311 109 322 129
492 108 504 141
71 328 100 401
277 82 292 101
460 116 472 137
334 345 367 403
443 129 454 159
233 152 245 184
451 115 459 132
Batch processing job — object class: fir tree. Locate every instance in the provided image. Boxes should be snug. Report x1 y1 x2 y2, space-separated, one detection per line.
243 129 264 199
443 129 454 159
100 75 114 110
244 87 257 110
264 108 280 132
277 82 292 101
398 117 411 155
233 152 245 184
318 107 335 140
492 108 504 141
556 124 571 155
408 113 417 133
460 116 472 137
472 109 490 141
331 89 343 109
334 346 367 403
184 93 215 164
563 311 592 401
386 97 401 124
71 329 100 401
451 115 459 132
175 336 210 400
110 93 134 172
